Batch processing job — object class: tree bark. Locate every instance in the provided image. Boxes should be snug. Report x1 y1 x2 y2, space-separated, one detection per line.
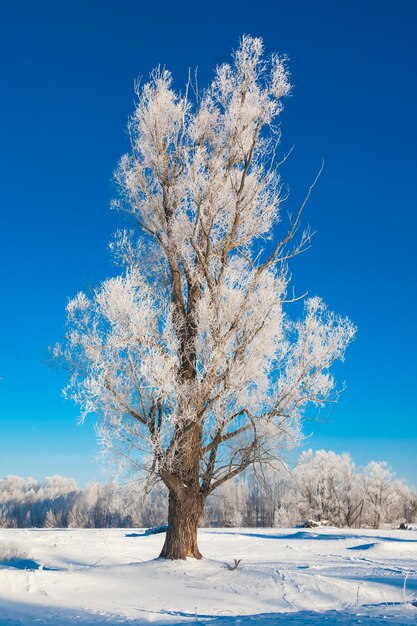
159 490 204 559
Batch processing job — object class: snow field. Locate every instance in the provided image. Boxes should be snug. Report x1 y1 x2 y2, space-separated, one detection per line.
0 527 416 625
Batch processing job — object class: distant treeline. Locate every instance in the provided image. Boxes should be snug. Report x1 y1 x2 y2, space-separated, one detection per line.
1 450 416 530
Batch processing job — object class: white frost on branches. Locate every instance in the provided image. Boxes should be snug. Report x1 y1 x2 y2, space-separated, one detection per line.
56 36 356 493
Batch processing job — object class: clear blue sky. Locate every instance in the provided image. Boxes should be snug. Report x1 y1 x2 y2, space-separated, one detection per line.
0 0 416 487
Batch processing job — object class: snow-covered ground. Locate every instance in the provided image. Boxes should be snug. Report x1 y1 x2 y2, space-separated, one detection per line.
0 527 416 625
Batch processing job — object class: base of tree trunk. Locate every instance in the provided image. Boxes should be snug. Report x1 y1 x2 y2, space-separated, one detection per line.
159 491 203 560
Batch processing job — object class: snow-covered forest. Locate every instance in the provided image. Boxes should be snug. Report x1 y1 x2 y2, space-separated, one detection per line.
1 450 415 530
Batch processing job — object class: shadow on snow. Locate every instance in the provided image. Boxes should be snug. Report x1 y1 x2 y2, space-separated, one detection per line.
0 558 60 571
206 530 417 543
0 601 416 626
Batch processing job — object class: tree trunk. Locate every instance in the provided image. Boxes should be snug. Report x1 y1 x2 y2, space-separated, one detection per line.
159 490 204 559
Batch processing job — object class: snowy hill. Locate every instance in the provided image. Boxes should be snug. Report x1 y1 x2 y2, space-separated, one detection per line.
0 527 416 625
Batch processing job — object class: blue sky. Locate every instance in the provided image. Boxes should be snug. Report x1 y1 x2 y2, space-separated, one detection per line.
0 0 416 487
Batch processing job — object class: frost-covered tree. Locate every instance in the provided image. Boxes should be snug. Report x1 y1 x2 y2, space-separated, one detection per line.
0 475 79 528
294 450 361 526
205 477 248 527
384 480 417 527
55 37 356 559
360 461 414 529
44 509 58 528
243 464 292 527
